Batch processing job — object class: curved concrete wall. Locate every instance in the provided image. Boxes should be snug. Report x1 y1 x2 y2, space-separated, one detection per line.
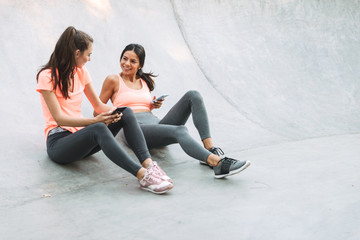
172 0 360 140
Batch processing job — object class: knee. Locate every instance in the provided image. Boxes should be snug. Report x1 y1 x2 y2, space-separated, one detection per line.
121 107 136 122
185 90 203 102
87 122 108 131
174 125 189 137
86 122 111 138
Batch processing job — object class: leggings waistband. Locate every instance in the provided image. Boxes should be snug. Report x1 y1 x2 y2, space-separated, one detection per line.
48 126 68 136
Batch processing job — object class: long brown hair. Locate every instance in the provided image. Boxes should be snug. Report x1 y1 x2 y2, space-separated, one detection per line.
120 44 157 91
36 26 93 99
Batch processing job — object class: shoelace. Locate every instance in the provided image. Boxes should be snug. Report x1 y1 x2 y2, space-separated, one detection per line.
226 157 238 163
150 162 173 183
210 147 224 156
215 157 236 167
151 162 164 175
143 168 161 182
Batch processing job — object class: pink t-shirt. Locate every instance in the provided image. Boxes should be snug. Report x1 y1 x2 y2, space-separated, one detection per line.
112 74 152 111
36 66 92 139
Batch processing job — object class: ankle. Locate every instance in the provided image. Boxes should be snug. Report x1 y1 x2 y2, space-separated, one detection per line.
206 154 221 167
136 168 147 180
142 158 152 169
202 138 214 150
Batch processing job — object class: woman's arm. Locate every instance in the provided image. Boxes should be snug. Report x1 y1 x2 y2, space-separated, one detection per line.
94 75 118 116
41 89 118 127
84 81 113 114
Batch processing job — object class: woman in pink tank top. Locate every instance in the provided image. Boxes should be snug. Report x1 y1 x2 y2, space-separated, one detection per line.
97 44 250 179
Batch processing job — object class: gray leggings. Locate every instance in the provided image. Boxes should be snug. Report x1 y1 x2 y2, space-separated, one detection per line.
46 107 150 176
133 90 212 163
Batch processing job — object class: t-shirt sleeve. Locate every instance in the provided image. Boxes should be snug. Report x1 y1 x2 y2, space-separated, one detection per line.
82 66 92 85
36 70 54 93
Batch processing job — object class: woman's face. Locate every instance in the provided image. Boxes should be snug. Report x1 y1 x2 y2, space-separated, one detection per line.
120 50 140 77
75 43 93 68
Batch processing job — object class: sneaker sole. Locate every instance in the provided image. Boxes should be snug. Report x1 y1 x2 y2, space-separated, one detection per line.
214 161 251 179
140 184 173 194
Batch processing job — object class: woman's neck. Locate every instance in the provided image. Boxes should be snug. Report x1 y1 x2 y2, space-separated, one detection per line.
120 72 137 82
120 72 142 90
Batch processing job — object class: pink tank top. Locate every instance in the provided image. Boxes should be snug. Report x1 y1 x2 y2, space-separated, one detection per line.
112 74 152 111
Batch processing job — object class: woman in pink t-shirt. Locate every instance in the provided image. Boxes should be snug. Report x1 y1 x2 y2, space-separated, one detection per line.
97 44 250 179
36 27 172 194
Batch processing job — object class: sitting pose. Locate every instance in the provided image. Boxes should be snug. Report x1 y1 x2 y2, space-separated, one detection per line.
96 43 250 178
36 28 172 194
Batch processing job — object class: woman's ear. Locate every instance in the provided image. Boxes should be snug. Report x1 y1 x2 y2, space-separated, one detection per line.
75 49 81 57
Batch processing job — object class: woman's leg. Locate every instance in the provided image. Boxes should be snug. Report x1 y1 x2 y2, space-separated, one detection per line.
159 90 216 150
82 117 124 158
47 122 142 176
143 92 250 177
47 116 173 193
85 108 152 166
159 90 211 141
140 124 211 163
118 108 152 165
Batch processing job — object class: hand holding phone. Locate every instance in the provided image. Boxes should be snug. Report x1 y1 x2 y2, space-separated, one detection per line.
151 94 169 103
111 107 126 115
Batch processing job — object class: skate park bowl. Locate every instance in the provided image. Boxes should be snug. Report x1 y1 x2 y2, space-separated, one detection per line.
0 0 359 239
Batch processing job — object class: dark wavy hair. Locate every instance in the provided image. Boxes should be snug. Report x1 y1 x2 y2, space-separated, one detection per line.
36 26 93 99
120 43 157 91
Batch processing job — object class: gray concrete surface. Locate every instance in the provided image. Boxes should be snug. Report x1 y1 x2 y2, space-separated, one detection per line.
0 0 359 239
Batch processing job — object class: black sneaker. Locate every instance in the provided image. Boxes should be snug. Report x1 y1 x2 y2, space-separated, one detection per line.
213 157 250 178
199 147 225 167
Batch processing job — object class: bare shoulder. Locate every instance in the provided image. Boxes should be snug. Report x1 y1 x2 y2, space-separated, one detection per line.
102 74 120 89
105 74 119 84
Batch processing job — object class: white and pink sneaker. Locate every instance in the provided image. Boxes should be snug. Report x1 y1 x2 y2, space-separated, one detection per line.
139 168 173 194
148 161 173 183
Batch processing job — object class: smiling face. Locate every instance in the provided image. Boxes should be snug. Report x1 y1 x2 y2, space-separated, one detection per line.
120 50 141 78
75 43 93 68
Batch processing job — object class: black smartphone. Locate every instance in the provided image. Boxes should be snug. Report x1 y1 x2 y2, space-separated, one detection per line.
111 107 126 115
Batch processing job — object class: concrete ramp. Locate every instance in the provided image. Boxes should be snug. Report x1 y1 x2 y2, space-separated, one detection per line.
172 0 360 140
0 0 359 239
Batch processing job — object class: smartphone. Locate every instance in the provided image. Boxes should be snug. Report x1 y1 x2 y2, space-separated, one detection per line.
152 94 169 103
111 107 126 115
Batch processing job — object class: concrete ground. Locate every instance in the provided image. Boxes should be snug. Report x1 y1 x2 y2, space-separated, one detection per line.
0 0 359 239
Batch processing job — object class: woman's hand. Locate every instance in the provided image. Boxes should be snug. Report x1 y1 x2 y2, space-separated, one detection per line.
94 109 122 126
151 96 164 109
